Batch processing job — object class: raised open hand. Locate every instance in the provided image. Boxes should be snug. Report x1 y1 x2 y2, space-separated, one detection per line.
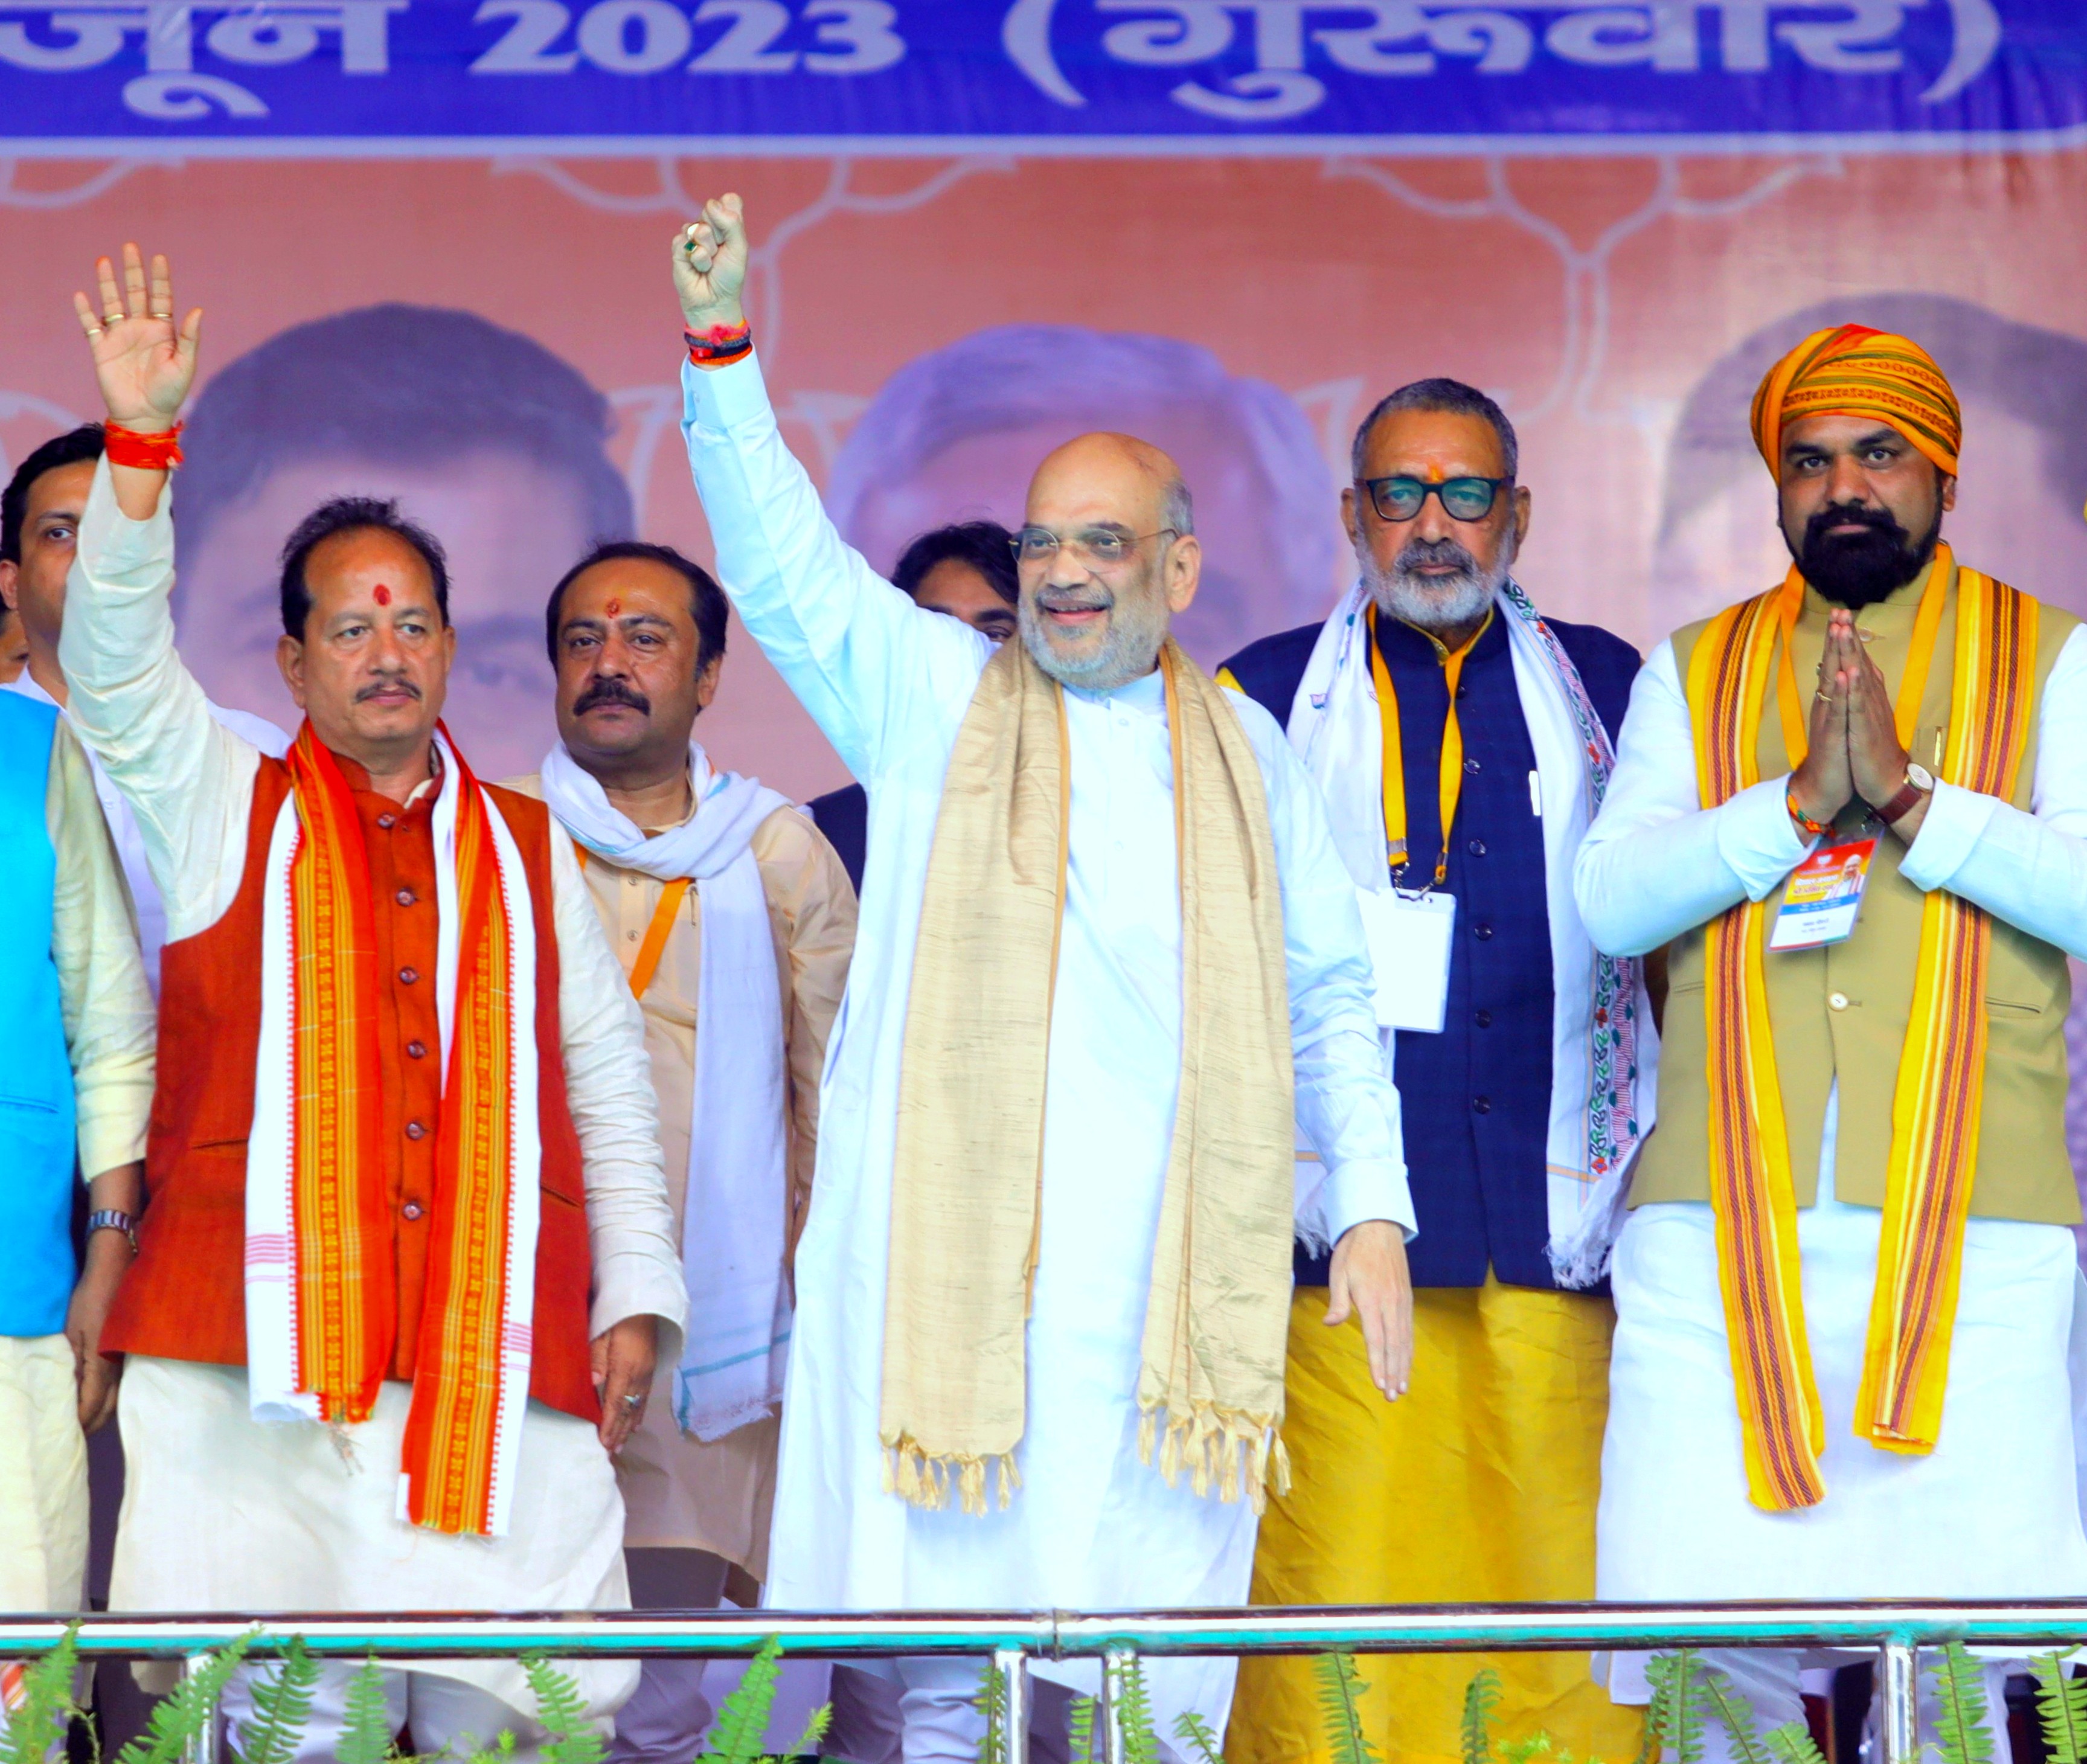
71 243 200 433
670 193 748 336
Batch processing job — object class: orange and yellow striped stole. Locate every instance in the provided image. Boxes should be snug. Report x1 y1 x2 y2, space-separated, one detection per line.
282 725 528 1536
1686 550 2036 1510
285 725 393 1431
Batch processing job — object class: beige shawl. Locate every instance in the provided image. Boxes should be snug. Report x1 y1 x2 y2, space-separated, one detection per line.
881 637 1297 1516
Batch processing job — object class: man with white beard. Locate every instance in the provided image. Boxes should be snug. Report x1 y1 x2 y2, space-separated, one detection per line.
668 194 1416 1763
1219 380 1653 1764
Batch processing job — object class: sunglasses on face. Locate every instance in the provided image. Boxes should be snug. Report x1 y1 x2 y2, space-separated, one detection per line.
1360 475 1512 524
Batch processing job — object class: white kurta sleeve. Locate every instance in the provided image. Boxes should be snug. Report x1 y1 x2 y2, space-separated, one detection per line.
1574 638 1813 959
546 823 687 1342
57 458 260 939
1236 693 1416 1245
1894 625 2087 958
46 718 155 1183
679 353 988 778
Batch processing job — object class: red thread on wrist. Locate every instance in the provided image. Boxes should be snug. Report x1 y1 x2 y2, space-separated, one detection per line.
103 421 184 470
685 319 753 366
1786 783 1833 839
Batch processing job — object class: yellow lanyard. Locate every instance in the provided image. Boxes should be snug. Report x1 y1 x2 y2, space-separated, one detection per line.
1771 546 1952 774
576 845 690 1000
1367 601 1493 888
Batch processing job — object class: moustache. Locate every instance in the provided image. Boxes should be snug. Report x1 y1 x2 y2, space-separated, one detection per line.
1393 537 1482 579
574 678 652 716
1803 501 1911 551
1033 586 1114 615
354 676 422 704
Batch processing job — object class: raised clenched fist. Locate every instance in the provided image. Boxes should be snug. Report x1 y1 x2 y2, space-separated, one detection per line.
671 193 748 337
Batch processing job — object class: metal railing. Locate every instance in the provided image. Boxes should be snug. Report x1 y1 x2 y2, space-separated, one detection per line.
8 1602 2087 1764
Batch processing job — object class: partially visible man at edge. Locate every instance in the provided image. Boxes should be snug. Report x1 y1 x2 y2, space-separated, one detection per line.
0 684 152 1681
807 519 1018 895
59 244 685 1762
671 193 1414 1761
508 539 855 1764
1218 379 1652 1764
1577 326 2087 1758
2 425 289 991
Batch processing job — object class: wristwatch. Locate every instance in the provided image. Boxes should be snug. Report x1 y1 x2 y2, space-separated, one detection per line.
85 1208 137 1253
1876 762 1937 829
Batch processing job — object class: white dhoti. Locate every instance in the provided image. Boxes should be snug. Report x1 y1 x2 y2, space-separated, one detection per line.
111 1358 638 1727
0 1335 88 1613
1598 1090 2087 1736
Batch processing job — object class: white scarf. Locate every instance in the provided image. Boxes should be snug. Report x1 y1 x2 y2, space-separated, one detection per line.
245 731 542 1535
1286 580 1657 1287
540 740 793 1439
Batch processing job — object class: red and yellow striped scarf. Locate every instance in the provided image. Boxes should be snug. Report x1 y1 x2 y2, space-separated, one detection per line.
1686 548 2036 1510
280 723 532 1535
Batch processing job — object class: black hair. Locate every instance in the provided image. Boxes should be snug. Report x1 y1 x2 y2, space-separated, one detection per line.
278 496 450 639
891 520 1020 607
1351 378 1519 483
543 540 729 673
2 425 104 564
172 306 632 614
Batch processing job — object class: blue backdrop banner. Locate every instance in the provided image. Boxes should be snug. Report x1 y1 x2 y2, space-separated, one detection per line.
1 0 2081 153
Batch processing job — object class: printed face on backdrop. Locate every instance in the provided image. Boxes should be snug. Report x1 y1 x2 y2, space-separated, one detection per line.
1656 297 2087 633
185 454 594 775
827 327 1340 670
170 306 634 779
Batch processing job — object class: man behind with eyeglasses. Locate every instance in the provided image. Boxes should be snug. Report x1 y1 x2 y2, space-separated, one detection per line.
670 193 1414 1763
1219 380 1651 1764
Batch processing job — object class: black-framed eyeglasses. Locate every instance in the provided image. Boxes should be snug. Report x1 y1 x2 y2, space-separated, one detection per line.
1011 525 1178 570
1361 475 1512 524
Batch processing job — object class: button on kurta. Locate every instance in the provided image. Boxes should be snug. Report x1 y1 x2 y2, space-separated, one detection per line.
406 1041 426 1059
399 966 418 984
405 1120 427 1141
394 888 415 907
402 1201 423 1220
377 813 396 830
1830 992 1850 1010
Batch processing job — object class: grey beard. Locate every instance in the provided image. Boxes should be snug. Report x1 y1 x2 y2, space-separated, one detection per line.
1363 556 1506 632
1018 591 1170 692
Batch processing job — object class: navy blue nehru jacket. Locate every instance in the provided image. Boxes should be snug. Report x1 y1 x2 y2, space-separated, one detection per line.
1221 603 1640 1292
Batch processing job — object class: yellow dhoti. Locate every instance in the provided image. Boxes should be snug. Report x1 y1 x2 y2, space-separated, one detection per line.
1226 1279 1642 1764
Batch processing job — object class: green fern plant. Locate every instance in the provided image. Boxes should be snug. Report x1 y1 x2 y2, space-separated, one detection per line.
1462 1664 1503 1764
2030 1655 2087 1764
1068 1694 1098 1764
333 1655 397 1764
1311 1650 1380 1764
113 1635 254 1764
972 1657 1010 1764
784 1699 831 1762
1644 1649 1705 1764
1699 1667 1775 1764
1112 1655 1161 1764
706 1636 803 1764
0 1624 82 1764
1929 1641 1995 1764
228 1637 323 1764
1173 1708 1226 1764
1760 1721 1828 1764
523 1656 606 1764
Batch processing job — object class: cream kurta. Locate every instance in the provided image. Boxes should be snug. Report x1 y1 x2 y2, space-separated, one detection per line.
0 714 155 1614
506 775 856 1577
681 352 1414 1745
60 458 685 1722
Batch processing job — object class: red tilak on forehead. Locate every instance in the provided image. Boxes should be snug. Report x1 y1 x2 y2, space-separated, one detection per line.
605 598 622 617
373 583 392 606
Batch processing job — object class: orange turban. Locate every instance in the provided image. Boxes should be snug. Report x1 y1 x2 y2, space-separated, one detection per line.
1750 324 1961 479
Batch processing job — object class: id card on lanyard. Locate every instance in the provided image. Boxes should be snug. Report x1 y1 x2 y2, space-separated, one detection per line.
1358 603 1488 1035
1768 837 1877 951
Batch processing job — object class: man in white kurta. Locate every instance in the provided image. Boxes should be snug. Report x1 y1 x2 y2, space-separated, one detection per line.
57 243 686 1761
670 195 1414 1762
1575 324 2087 1753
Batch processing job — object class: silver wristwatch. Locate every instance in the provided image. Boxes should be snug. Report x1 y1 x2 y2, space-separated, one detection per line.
86 1208 138 1252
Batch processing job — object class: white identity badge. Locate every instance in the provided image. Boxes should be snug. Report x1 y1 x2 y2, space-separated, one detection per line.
1355 885 1457 1033
1768 838 1878 952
